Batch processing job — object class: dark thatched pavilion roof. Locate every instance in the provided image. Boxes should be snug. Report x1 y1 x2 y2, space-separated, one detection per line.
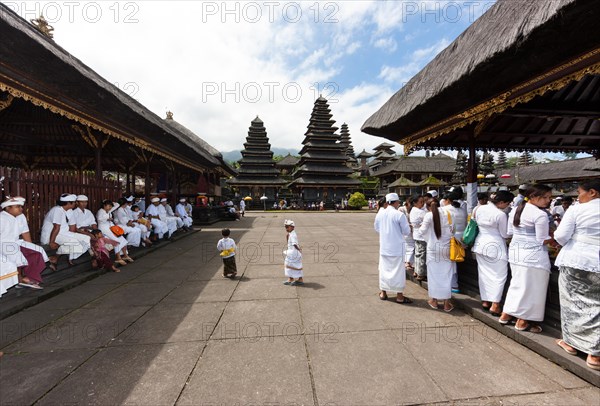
362 0 600 156
496 157 600 186
0 4 226 173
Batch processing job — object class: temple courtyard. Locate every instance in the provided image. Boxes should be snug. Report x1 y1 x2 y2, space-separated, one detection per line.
1 212 598 405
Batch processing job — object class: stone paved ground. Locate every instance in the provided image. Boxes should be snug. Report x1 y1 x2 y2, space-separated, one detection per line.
1 212 598 405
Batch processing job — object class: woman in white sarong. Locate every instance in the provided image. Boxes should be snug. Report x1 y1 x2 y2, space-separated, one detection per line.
442 192 468 293
96 200 131 266
500 184 553 333
283 219 303 286
420 198 455 312
553 179 600 370
471 191 513 316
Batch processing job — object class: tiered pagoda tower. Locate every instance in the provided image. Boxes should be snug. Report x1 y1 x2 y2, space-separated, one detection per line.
227 116 286 201
289 97 360 203
339 123 358 168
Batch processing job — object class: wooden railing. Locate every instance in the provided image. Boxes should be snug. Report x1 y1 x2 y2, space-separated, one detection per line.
0 167 122 242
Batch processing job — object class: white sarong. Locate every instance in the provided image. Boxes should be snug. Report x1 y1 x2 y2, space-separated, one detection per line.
379 255 405 293
426 255 453 300
284 248 303 279
503 264 549 322
476 253 508 303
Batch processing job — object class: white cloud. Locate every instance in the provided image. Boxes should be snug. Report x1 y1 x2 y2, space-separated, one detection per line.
373 37 398 53
378 37 450 85
12 0 458 156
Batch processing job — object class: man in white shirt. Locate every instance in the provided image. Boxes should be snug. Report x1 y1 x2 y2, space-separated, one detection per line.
512 184 528 208
72 195 97 238
239 199 246 217
374 193 412 304
176 198 193 230
161 199 183 232
41 193 91 264
409 195 427 280
145 197 169 240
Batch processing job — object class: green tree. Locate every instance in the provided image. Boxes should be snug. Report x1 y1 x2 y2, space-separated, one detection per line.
348 192 367 209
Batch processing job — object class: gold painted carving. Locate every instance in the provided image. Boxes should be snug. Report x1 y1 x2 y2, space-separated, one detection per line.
403 52 600 154
30 15 54 39
72 125 109 149
0 94 14 111
0 79 208 173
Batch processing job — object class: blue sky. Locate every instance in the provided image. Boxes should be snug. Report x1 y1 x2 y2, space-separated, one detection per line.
7 1 500 155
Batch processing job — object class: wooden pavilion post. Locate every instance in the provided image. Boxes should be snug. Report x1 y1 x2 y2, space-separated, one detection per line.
466 133 479 214
145 161 151 204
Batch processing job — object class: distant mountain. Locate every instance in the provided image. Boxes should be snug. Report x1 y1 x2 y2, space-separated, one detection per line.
222 148 300 163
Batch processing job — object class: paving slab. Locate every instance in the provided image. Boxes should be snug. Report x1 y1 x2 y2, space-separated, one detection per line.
111 301 225 345
336 262 379 275
295 276 361 298
306 330 447 405
5 305 150 352
129 268 197 285
36 342 203 406
499 390 594 405
215 298 302 339
230 277 299 301
470 323 590 389
394 326 558 399
82 282 175 309
30 282 121 310
177 336 313 405
0 348 95 405
243 263 286 279
299 296 388 333
0 307 72 349
163 280 237 303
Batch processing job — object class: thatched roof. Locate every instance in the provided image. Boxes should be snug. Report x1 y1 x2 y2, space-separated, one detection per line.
419 176 447 187
388 177 418 188
497 157 600 186
374 153 455 176
0 4 224 173
276 154 300 168
362 0 600 155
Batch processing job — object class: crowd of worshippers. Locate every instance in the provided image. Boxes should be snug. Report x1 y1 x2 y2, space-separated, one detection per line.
374 179 600 371
0 194 194 294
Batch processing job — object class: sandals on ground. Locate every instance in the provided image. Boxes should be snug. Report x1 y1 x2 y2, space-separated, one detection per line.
379 292 388 301
556 339 577 355
396 297 413 305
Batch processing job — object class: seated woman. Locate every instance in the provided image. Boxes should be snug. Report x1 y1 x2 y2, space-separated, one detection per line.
1 197 45 289
96 200 132 266
113 198 142 248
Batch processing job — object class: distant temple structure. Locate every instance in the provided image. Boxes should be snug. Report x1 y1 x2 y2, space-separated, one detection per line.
288 97 360 203
227 116 286 200
339 123 358 168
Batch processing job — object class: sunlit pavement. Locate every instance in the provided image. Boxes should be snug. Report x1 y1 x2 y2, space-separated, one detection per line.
1 212 598 405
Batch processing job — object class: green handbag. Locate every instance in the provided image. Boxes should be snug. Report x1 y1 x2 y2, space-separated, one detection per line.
462 208 479 246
